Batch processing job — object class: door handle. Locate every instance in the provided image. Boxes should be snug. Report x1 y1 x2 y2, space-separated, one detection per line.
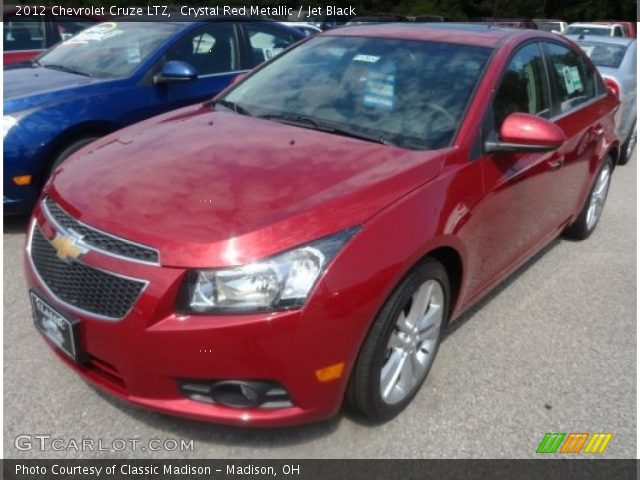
547 156 564 170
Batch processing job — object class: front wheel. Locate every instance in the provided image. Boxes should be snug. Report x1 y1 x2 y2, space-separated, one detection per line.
346 258 449 422
50 136 100 173
564 156 613 240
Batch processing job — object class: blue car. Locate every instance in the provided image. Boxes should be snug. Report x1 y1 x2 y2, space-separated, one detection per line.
3 20 303 214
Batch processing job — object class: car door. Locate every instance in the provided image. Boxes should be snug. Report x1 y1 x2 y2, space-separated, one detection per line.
474 42 566 286
541 41 606 223
618 41 637 139
140 22 244 117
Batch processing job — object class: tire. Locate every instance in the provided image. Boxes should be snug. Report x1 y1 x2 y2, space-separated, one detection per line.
50 136 100 173
346 257 450 422
618 120 636 165
564 156 614 240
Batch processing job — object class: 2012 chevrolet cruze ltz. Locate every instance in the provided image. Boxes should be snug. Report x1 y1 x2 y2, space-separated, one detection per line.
25 24 619 426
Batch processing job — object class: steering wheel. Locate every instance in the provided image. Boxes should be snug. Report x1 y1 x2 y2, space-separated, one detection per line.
425 102 456 126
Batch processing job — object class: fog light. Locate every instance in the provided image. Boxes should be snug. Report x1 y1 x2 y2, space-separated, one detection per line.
13 175 32 186
179 380 293 409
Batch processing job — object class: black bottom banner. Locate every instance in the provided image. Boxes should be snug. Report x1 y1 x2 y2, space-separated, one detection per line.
2 459 638 480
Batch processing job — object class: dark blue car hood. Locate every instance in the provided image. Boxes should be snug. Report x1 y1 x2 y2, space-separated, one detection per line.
4 66 113 113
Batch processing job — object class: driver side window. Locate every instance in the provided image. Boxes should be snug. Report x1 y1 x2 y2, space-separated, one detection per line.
167 23 238 76
545 42 596 114
493 43 551 130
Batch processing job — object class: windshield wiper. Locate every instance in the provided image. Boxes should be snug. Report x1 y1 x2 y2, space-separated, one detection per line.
41 63 92 77
259 113 393 146
209 99 251 116
325 125 394 146
258 113 331 131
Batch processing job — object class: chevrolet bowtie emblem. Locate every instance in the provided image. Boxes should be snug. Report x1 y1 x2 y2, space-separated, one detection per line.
50 230 88 263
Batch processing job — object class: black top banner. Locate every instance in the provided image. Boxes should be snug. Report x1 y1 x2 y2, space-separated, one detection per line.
2 1 638 22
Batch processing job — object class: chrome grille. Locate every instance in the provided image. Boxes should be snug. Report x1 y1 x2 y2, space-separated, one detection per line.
30 227 146 320
43 197 159 265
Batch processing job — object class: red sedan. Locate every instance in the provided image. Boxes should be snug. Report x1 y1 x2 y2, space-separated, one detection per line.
25 24 619 426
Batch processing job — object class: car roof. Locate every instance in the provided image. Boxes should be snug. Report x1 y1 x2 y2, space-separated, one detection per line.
565 34 634 47
325 23 542 48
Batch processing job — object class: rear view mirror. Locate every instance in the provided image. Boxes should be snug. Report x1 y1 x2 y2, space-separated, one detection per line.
485 112 566 153
154 61 198 84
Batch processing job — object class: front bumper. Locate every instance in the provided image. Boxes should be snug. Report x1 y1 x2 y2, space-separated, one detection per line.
24 204 368 427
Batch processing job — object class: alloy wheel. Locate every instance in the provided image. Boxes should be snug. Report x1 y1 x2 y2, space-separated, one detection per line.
380 279 444 405
586 162 612 231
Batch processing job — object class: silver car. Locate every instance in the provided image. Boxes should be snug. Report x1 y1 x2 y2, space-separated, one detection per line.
567 35 637 164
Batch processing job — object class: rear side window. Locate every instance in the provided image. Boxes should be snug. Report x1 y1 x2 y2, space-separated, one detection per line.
245 24 295 66
545 43 597 114
4 18 46 51
167 23 238 75
493 43 551 129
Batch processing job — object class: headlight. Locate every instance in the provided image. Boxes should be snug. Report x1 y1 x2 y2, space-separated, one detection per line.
3 115 17 139
180 227 359 313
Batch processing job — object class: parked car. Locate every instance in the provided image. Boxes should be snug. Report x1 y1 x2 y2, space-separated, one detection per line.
279 22 321 37
4 20 304 215
567 35 637 163
593 21 636 38
533 19 567 33
3 6 105 65
346 15 410 25
304 14 354 30
413 15 449 22
563 23 626 37
471 18 538 29
25 24 619 426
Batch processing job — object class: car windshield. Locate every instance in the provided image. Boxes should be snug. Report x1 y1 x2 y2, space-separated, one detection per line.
564 26 610 36
223 36 492 150
578 42 628 68
38 22 180 78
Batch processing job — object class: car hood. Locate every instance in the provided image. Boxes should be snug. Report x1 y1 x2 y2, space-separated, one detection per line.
4 66 110 112
49 105 449 268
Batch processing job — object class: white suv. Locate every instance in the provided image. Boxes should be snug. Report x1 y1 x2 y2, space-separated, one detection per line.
563 22 626 37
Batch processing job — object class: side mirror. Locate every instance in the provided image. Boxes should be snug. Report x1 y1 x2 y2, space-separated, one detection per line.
485 112 566 153
154 61 197 84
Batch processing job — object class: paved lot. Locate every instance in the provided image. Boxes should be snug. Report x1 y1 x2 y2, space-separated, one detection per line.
3 152 636 459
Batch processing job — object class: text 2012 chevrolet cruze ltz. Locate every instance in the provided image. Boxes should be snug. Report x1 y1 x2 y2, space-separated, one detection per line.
25 24 619 426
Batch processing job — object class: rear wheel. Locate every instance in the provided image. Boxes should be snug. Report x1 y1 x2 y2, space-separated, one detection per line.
618 120 636 165
564 156 613 240
346 258 449 422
